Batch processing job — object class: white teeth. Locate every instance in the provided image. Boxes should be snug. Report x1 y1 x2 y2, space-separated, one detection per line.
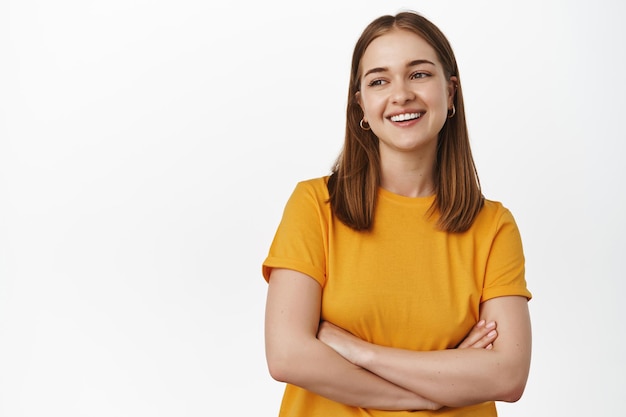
390 112 421 122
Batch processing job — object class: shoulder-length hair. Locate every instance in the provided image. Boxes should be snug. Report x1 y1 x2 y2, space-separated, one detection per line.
327 11 483 233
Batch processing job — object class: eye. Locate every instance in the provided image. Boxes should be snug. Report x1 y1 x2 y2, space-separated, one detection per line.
410 71 430 80
367 79 387 87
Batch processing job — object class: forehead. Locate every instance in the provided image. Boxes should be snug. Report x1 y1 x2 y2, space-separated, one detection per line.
361 29 440 71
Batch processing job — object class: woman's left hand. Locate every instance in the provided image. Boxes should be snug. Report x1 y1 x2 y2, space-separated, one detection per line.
456 320 498 350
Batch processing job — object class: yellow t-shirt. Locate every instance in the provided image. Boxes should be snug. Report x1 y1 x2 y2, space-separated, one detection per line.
263 177 531 417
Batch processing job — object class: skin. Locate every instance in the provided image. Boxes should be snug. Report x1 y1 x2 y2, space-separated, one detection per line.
356 28 456 197
317 296 531 407
266 269 499 411
265 28 532 411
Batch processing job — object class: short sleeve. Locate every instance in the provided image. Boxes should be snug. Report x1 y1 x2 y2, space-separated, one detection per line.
262 180 328 287
481 208 532 302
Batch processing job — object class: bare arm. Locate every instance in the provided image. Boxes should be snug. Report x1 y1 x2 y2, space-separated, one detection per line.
265 268 442 411
318 296 532 408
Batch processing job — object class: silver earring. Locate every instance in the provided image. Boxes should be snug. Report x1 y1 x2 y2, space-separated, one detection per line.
447 105 456 119
360 119 371 130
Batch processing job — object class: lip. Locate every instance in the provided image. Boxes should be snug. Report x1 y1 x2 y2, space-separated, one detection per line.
386 109 425 125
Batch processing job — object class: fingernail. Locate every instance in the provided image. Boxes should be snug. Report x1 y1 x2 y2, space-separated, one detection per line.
487 330 497 338
477 320 485 327
486 321 496 329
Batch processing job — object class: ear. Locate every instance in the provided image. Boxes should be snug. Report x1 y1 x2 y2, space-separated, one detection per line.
447 75 458 107
355 90 363 108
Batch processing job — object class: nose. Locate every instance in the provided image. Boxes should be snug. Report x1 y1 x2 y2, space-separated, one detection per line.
391 80 415 104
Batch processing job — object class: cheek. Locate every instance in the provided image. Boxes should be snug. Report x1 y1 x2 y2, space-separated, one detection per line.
431 85 451 107
360 95 384 119
444 85 455 107
428 95 450 120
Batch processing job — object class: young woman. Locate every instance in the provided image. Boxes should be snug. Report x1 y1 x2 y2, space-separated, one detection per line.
262 11 532 416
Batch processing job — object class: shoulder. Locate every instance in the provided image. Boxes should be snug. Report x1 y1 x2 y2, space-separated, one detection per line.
290 176 330 203
480 199 511 218
279 176 332 220
472 198 519 234
294 176 330 193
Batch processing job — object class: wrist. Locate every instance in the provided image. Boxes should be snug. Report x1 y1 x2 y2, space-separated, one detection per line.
353 340 375 368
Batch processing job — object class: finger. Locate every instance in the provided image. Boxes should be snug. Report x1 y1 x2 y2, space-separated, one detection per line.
457 320 487 348
470 329 498 349
457 321 496 349
456 320 483 348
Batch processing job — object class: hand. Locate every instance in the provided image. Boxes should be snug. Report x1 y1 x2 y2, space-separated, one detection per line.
318 321 444 411
319 319 498 363
317 321 365 365
456 320 497 350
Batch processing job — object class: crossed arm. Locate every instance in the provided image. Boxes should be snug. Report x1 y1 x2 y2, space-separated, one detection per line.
264 268 531 411
317 295 531 407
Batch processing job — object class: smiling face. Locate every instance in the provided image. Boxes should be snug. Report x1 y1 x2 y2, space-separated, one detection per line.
356 29 456 159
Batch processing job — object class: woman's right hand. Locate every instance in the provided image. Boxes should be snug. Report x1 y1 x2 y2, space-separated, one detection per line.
456 320 498 350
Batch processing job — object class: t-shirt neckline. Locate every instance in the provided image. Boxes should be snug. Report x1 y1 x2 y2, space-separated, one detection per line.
378 187 436 206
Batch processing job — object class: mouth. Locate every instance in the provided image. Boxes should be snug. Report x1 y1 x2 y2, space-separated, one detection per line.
389 112 422 122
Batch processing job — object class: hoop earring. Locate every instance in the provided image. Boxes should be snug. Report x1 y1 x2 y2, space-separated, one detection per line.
360 119 371 130
447 105 456 119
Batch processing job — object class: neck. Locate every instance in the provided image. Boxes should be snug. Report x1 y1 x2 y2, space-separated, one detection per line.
379 152 436 198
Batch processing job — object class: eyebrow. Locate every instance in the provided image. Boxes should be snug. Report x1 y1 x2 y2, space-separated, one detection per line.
363 59 436 78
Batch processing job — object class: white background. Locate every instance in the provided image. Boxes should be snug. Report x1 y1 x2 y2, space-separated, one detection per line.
1 0 625 416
